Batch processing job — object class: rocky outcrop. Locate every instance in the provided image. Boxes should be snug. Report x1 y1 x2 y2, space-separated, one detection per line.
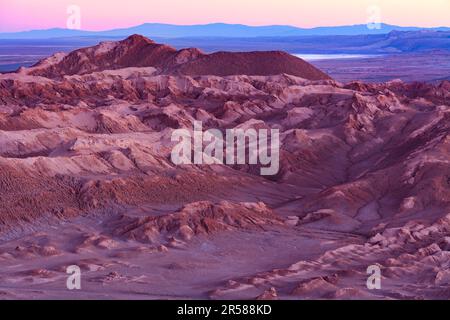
19 35 331 80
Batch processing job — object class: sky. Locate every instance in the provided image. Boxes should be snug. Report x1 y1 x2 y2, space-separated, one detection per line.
0 0 449 32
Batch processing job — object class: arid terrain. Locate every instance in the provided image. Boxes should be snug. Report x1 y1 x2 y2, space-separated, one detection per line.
0 35 449 300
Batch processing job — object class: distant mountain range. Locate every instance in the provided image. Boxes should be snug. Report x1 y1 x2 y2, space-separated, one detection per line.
1 23 450 39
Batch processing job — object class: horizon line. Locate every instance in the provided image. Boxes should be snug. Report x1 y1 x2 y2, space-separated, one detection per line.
1 21 450 34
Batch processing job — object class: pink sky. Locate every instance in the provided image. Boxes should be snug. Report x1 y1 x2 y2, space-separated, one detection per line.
0 0 449 32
